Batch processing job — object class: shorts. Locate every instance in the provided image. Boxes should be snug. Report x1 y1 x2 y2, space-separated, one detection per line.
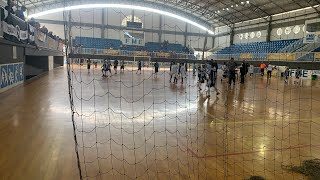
121 65 124 69
155 68 159 73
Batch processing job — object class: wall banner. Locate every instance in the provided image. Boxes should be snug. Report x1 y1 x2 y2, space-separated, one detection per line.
289 69 320 79
0 63 24 90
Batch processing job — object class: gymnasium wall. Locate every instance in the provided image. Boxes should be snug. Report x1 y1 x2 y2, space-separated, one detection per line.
270 24 305 41
0 44 24 93
214 35 230 48
37 8 211 48
234 30 267 44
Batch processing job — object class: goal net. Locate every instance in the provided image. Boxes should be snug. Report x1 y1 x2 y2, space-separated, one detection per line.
64 8 320 180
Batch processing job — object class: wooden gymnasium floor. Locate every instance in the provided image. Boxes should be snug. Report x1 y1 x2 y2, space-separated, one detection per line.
0 64 320 180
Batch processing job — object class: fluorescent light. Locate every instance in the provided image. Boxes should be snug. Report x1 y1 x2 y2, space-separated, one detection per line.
28 3 214 35
226 8 229 10
241 2 244 4
246 1 250 4
231 5 233 8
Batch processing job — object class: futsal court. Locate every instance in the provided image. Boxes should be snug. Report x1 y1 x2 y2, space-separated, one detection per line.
1 0 320 179
1 64 319 180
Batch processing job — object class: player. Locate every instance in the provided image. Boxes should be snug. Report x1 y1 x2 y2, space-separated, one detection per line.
248 64 254 77
228 59 236 87
180 63 186 83
197 65 206 91
221 62 227 81
154 61 159 78
170 62 178 83
192 63 196 76
114 59 119 74
240 63 246 84
267 63 273 80
101 60 107 77
260 62 266 76
206 64 220 97
284 67 289 84
136 60 142 74
87 59 91 74
106 59 112 76
120 60 125 73
294 67 302 86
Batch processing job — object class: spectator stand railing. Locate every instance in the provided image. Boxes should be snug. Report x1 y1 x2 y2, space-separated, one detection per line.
72 47 197 60
209 52 320 62
0 6 63 52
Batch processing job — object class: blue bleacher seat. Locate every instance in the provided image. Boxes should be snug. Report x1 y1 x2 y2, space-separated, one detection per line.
74 37 191 53
215 39 299 55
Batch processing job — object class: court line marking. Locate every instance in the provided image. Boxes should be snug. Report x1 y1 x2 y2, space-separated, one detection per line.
183 143 320 159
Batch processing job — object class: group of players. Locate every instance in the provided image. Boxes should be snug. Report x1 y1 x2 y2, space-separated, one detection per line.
168 60 220 97
85 58 302 97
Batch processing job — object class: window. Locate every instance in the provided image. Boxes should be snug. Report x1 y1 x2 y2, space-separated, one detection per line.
256 31 261 38
285 27 291 35
250 32 255 39
293 26 300 34
277 28 283 36
239 34 243 40
245 33 249 39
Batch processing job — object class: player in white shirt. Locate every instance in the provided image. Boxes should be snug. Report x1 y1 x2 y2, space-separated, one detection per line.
180 63 186 83
248 64 254 77
170 62 179 83
267 63 273 79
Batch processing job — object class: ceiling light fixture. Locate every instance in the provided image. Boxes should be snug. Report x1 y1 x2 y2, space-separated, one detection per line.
246 1 250 4
28 3 214 35
241 2 244 4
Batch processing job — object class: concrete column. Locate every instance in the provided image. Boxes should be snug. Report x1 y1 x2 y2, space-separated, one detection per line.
158 15 163 43
266 16 272 42
101 9 105 38
230 24 235 45
183 23 188 47
132 10 134 22
202 32 208 60
212 36 215 49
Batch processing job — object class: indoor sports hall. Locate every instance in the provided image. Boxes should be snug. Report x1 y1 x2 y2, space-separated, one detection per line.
1 0 320 179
